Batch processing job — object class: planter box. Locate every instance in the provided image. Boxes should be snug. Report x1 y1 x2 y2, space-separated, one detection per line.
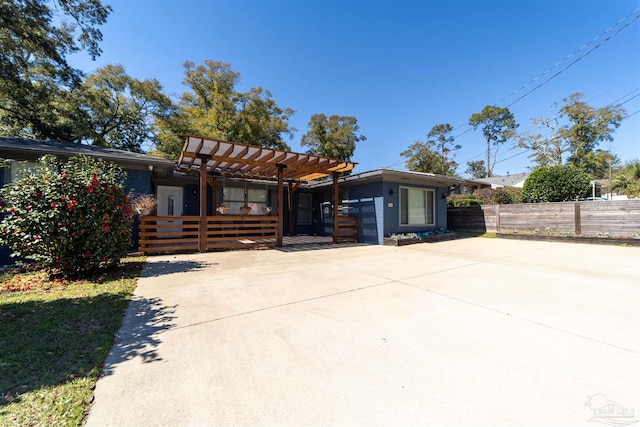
383 233 457 246
496 233 640 247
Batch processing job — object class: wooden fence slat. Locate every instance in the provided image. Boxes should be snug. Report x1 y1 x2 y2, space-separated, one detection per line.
447 200 640 237
138 215 358 254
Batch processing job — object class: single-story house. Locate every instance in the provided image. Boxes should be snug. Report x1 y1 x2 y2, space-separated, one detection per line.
309 168 487 244
475 172 529 189
0 136 487 261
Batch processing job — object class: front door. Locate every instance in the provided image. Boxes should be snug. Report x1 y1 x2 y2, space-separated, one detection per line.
157 186 183 217
156 186 183 235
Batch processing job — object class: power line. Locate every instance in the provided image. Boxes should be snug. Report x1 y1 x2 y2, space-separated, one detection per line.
504 10 640 108
618 92 640 106
443 9 639 169
391 9 640 172
499 7 640 106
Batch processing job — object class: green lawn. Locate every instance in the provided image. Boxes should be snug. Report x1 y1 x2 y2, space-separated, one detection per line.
0 257 145 426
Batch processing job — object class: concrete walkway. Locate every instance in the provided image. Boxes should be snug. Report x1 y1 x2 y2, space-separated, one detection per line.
86 238 640 427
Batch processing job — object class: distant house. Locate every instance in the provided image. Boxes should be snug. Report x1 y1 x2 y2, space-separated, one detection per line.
475 173 528 189
0 136 488 261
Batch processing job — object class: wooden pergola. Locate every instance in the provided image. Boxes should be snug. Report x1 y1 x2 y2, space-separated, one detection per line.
177 135 357 249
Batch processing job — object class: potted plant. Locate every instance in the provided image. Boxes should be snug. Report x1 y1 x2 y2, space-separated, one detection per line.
217 203 230 215
132 194 157 216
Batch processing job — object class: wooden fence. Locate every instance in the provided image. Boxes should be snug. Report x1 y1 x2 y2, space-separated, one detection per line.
447 200 640 238
138 215 278 254
138 215 359 254
336 216 359 243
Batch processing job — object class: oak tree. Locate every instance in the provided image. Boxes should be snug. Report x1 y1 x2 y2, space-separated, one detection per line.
300 114 366 162
557 93 625 175
79 64 173 152
154 60 295 157
0 0 111 140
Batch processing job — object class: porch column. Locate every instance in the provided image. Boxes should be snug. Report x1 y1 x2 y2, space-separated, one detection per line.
333 173 339 244
277 164 285 247
198 154 211 253
210 175 217 215
288 181 294 236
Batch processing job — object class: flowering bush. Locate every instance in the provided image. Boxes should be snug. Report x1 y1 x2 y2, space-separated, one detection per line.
0 155 133 278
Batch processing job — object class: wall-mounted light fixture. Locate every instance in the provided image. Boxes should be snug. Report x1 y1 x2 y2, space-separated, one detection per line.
388 188 394 196
147 164 154 171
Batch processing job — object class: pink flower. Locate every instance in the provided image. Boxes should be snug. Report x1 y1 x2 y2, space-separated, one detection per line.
86 186 94 193
85 251 91 258
50 202 57 208
103 225 110 232
91 176 99 186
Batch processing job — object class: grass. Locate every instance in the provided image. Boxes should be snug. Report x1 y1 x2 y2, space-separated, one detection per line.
0 257 146 426
455 231 496 239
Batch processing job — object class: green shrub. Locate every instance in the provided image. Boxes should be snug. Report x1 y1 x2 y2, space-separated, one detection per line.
494 187 523 204
447 194 481 207
472 188 496 205
0 155 133 278
522 165 591 203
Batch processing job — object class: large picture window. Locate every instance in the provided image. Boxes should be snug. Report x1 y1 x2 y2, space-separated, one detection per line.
400 187 435 226
224 186 267 215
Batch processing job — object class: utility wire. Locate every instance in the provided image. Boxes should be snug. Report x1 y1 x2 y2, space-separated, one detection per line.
504 11 640 108
499 7 640 106
389 9 640 171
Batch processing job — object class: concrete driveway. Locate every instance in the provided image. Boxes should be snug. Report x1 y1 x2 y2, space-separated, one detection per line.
86 238 640 427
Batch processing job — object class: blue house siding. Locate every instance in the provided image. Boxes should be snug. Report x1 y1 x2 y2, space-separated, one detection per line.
124 168 152 195
382 182 448 238
344 181 384 244
311 178 451 245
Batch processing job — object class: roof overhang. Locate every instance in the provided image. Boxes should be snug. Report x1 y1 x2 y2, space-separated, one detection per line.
177 135 356 182
0 136 176 178
309 168 489 189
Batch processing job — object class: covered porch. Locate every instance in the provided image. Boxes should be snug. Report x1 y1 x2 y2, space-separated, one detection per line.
138 136 358 254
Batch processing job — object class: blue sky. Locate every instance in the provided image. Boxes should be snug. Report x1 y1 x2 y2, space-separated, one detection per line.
70 0 640 177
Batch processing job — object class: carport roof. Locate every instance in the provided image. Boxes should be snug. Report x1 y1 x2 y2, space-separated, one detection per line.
177 135 357 182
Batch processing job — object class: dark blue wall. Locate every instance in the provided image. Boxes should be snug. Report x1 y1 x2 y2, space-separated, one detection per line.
183 183 213 216
345 181 384 244
125 169 152 195
383 182 447 237
124 169 152 250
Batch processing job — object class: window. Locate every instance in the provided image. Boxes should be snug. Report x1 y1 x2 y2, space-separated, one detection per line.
9 161 39 183
223 186 267 215
400 187 435 225
297 193 312 225
167 195 175 216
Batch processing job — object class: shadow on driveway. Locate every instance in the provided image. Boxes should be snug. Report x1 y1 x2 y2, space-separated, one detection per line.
99 296 176 377
139 260 217 277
